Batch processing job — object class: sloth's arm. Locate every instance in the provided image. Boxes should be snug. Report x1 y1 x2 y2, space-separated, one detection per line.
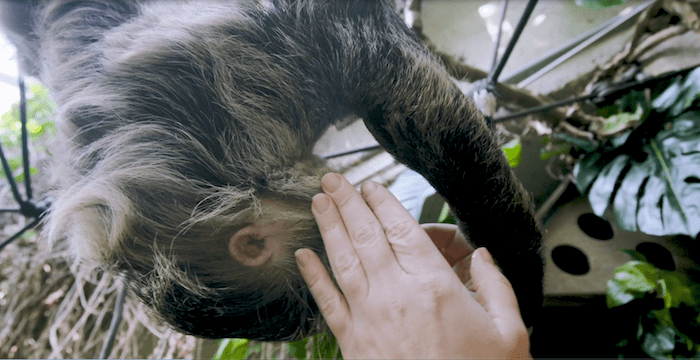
300 0 545 327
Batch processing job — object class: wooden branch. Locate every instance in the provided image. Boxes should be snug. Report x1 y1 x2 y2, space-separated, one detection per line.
630 24 689 59
663 0 700 31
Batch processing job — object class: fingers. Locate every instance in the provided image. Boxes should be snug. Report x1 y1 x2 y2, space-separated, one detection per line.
470 248 527 339
453 256 472 286
311 192 369 300
295 249 350 339
360 180 448 275
421 223 474 284
316 173 399 289
421 223 474 267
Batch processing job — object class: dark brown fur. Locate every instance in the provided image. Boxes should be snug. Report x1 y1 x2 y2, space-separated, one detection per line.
0 0 543 341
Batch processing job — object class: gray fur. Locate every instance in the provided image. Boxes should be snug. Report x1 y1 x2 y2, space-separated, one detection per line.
0 0 543 340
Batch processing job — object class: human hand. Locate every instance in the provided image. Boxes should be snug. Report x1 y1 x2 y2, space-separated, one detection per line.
295 173 531 359
420 223 475 286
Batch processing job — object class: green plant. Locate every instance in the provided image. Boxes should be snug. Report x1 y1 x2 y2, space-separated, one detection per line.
502 137 522 168
0 82 56 181
0 82 56 147
574 67 700 238
607 251 700 359
288 334 342 359
214 339 250 360
213 334 342 360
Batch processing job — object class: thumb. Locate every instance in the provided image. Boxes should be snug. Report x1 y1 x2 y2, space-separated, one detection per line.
470 248 527 336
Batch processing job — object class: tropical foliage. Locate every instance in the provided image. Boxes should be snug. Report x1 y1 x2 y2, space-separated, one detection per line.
0 82 56 181
213 334 342 360
574 68 700 238
607 251 700 359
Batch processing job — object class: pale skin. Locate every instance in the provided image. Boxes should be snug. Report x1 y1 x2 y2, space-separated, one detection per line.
295 173 532 359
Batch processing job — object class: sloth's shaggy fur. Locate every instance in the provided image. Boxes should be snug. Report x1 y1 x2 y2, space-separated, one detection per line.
0 0 543 340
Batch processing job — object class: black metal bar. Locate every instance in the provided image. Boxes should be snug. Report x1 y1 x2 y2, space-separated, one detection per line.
326 67 694 155
487 0 538 85
492 94 592 123
490 0 509 72
0 142 24 205
100 282 127 359
517 0 655 88
321 144 382 159
491 66 699 123
0 216 41 252
19 75 32 200
501 0 655 84
0 208 22 212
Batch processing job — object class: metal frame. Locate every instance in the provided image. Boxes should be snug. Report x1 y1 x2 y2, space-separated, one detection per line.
0 73 48 252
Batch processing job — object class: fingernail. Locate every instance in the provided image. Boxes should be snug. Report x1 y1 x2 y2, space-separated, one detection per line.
312 194 330 214
295 249 309 269
362 180 377 196
322 173 342 193
473 248 494 265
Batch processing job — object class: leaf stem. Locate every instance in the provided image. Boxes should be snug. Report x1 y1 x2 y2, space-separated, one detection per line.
649 139 687 221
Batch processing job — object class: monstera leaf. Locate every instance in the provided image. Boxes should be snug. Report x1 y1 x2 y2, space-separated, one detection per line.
574 111 700 237
652 68 700 117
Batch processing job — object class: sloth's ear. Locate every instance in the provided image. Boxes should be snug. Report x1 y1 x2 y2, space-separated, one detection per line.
228 224 275 267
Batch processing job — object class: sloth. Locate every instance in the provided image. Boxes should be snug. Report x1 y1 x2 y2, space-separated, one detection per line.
0 0 543 341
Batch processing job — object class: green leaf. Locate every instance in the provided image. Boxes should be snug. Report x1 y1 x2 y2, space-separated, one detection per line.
14 167 38 182
653 67 700 117
573 152 604 194
578 110 700 237
651 113 700 236
588 154 629 216
597 104 619 118
0 156 25 179
641 318 677 360
589 70 700 230
21 229 37 240
619 89 650 113
437 202 456 224
610 130 632 149
539 142 571 161
607 279 642 308
653 307 675 327
659 270 696 308
213 338 249 360
575 0 625 9
553 132 599 153
0 82 56 149
658 278 671 309
611 156 651 233
650 139 684 212
636 174 672 235
652 81 683 114
309 333 342 359
502 138 522 167
607 261 659 308
590 105 644 136
287 338 308 359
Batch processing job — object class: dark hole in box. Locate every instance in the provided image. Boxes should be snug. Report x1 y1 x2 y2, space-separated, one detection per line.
636 242 676 271
577 213 614 240
552 245 590 275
